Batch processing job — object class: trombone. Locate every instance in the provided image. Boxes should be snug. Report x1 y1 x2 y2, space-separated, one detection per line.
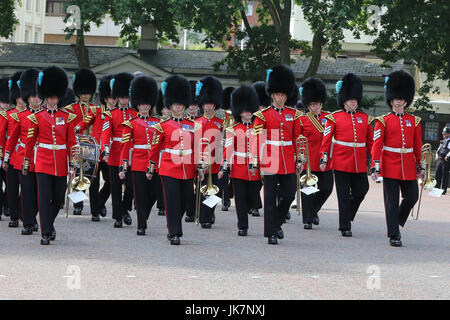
295 135 319 215
195 138 219 224
411 143 436 220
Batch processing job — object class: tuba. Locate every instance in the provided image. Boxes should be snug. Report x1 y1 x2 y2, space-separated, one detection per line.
195 138 220 224
411 143 436 220
295 135 319 215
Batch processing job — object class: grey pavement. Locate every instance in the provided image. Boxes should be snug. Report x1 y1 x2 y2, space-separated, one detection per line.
0 182 449 300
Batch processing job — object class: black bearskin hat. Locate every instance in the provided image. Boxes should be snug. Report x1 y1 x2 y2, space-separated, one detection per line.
189 80 199 105
0 78 10 104
286 84 299 107
336 73 363 109
130 75 159 110
98 74 114 106
266 64 296 97
300 77 327 107
222 86 235 110
19 68 40 103
59 88 76 108
9 71 23 104
155 89 165 116
73 68 97 97
385 70 415 108
111 72 134 99
162 74 191 108
37 66 68 101
197 76 223 108
252 81 271 108
231 85 260 123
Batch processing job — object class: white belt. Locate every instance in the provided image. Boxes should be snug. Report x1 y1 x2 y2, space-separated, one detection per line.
334 140 366 148
38 143 67 150
164 148 192 156
112 137 122 142
134 144 151 150
234 151 251 158
266 140 292 146
383 146 413 154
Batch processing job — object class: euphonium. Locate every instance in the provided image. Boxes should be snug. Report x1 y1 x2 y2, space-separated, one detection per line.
70 144 91 192
412 143 436 220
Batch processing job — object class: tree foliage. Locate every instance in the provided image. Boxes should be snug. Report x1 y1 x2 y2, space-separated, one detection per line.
0 0 19 39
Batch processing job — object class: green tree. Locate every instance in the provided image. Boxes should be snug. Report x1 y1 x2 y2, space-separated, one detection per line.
370 0 450 109
0 0 19 39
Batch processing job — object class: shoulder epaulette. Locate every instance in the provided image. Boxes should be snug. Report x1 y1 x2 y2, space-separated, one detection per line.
152 123 164 133
67 113 77 123
10 112 19 122
225 126 235 135
325 114 336 123
331 110 341 114
0 110 6 120
376 115 387 126
194 121 202 131
159 117 170 123
122 120 133 129
285 107 304 120
27 113 38 124
254 110 266 122
65 104 75 112
368 115 375 124
103 110 112 118
414 115 421 126
90 106 98 115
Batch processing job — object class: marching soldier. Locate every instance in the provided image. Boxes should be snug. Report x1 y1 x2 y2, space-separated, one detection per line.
5 68 43 234
219 85 260 236
185 80 202 120
371 70 425 247
22 66 77 245
3 71 25 228
250 65 303 245
435 127 450 194
147 74 201 245
319 73 374 237
74 71 112 221
101 72 137 228
195 76 224 229
298 77 333 230
119 75 160 236
66 69 98 216
0 78 11 220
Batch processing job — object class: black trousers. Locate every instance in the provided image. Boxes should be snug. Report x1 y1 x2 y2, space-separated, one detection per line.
253 180 263 210
109 165 133 221
435 158 449 194
300 170 334 224
0 167 7 213
132 171 157 230
334 170 369 231
20 171 38 227
153 172 165 210
89 162 111 216
185 178 197 218
7 168 21 221
219 171 231 207
199 173 219 224
160 176 194 238
263 173 296 237
36 173 66 236
383 177 418 238
231 178 260 230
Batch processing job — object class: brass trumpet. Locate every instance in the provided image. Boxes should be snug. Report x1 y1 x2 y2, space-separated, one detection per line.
412 143 436 220
295 135 319 215
195 138 219 224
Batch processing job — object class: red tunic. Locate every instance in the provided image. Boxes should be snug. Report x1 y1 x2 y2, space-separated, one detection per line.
24 108 77 177
120 116 160 172
320 110 374 173
148 117 201 180
65 102 95 133
100 106 137 167
3 107 23 167
223 122 260 181
251 106 303 175
371 112 422 180
299 111 331 172
194 114 224 174
0 110 8 161
76 105 108 162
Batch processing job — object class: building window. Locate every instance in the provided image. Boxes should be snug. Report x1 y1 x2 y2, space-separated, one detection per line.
25 30 30 43
245 2 253 16
46 1 67 16
424 122 439 141
36 0 40 12
26 0 31 11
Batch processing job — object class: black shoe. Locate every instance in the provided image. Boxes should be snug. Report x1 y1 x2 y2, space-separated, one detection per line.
100 206 107 217
91 215 100 222
21 226 33 235
312 217 319 225
238 229 248 236
252 209 260 217
285 211 291 220
73 207 82 216
4 208 10 217
123 213 132 225
276 228 284 239
222 205 229 211
185 216 194 222
40 235 51 245
137 229 146 236
170 236 180 245
201 223 211 229
341 230 352 237
33 223 39 232
158 209 165 216
114 220 123 228
389 238 402 247
268 235 278 245
9 220 19 228
304 223 312 230
291 204 297 209
49 231 56 241
211 214 215 225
